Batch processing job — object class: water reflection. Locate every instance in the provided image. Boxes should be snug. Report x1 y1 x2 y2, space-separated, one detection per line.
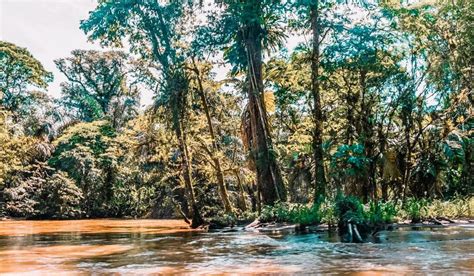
0 244 132 274
0 220 472 274
0 219 195 236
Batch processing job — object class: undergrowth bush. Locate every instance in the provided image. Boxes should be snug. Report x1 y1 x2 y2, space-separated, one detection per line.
401 198 428 223
399 197 474 221
260 201 322 226
4 170 83 218
333 195 397 226
319 200 337 226
366 200 398 224
258 196 473 227
334 195 366 225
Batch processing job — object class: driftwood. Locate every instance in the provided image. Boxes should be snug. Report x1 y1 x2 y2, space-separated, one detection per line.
245 219 262 229
429 218 443 225
437 216 456 223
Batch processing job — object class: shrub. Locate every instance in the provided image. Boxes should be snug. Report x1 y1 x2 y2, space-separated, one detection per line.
290 203 322 226
413 197 473 220
110 180 155 218
320 200 338 226
260 202 292 222
4 177 43 217
334 195 366 225
4 170 83 218
40 172 83 218
260 201 322 226
402 198 428 223
365 200 398 225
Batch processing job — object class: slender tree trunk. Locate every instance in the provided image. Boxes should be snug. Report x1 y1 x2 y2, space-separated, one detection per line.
377 123 388 200
235 171 248 212
400 114 412 202
143 13 204 227
346 99 356 145
256 181 262 214
214 160 233 214
310 2 327 199
169 70 204 228
401 151 411 202
175 119 204 228
343 74 357 145
191 61 234 214
359 70 376 202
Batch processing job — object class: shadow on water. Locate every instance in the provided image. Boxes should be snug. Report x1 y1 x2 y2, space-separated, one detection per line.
0 220 472 274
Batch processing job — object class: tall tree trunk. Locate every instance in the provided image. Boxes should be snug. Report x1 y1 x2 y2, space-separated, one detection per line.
377 122 388 200
343 74 357 145
143 11 204 227
242 0 286 205
169 70 204 228
359 69 376 202
191 61 234 214
310 2 327 199
401 112 412 202
401 142 411 202
175 119 204 228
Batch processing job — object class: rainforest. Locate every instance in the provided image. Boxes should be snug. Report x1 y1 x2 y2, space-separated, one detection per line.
0 0 473 274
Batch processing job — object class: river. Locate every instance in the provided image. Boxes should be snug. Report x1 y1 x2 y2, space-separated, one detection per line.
0 219 472 274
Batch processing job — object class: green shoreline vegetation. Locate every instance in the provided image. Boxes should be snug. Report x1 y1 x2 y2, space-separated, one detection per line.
259 196 474 226
0 0 472 240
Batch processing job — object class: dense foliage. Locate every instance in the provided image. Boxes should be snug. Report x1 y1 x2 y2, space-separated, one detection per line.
0 0 472 225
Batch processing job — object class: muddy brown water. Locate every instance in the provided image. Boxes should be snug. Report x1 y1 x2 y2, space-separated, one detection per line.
0 219 472 275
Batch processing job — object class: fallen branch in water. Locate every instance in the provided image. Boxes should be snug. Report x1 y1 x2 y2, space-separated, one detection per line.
437 217 455 223
245 218 261 229
428 218 443 225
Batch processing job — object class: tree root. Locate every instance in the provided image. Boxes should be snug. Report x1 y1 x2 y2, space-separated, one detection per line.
347 223 353 243
190 204 205 229
352 224 363 243
171 199 190 225
344 223 365 243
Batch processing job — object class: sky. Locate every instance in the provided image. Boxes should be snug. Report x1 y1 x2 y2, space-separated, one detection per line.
0 0 162 106
0 0 116 100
